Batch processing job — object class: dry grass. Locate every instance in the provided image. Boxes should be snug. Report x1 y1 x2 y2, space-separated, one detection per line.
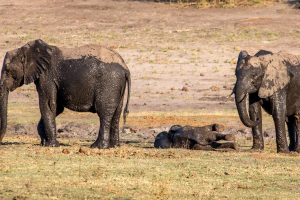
0 136 299 199
7 101 276 130
6 101 275 131
0 2 297 199
149 0 287 8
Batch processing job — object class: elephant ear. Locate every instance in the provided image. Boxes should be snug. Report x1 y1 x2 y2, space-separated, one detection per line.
23 39 53 84
236 50 249 67
258 53 292 98
254 50 272 57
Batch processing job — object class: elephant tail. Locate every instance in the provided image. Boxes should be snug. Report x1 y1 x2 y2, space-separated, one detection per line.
123 71 131 124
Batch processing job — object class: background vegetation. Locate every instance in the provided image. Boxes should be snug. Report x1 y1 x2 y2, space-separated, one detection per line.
127 0 287 8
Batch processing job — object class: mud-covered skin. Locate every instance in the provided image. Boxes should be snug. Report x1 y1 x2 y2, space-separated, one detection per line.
154 124 237 151
154 131 172 149
0 39 131 149
234 50 300 153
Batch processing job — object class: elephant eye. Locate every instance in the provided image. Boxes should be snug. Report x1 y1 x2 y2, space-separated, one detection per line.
5 68 14 78
10 70 17 78
5 68 10 75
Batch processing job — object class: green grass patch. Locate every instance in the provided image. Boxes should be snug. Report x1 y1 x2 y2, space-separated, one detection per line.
0 138 299 199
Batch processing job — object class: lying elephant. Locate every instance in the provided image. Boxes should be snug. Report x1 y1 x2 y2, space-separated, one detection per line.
0 39 130 149
154 124 237 150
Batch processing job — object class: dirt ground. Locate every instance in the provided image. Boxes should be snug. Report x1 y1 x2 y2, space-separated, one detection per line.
1 0 300 144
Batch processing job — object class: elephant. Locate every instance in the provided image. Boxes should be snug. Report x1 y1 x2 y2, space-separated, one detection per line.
234 49 300 153
154 124 238 151
0 39 131 149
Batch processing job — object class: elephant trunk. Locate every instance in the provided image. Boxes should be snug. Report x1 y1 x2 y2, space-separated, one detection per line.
235 84 260 128
0 85 8 144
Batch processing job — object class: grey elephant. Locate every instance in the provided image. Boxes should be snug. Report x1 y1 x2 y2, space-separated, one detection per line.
154 124 237 150
0 39 130 149
234 49 300 153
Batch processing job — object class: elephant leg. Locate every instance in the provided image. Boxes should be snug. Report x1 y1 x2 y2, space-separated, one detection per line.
37 104 64 146
211 142 238 150
294 115 300 153
109 99 123 148
172 135 192 149
201 132 236 143
91 115 114 149
37 118 47 146
90 76 125 149
215 133 236 141
91 101 117 149
271 91 289 153
193 142 238 150
192 144 214 151
287 116 296 151
37 87 60 147
249 95 264 150
40 112 59 147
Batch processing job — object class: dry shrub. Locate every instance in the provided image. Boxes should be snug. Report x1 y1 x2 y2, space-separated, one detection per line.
182 87 189 91
62 149 71 154
78 147 90 155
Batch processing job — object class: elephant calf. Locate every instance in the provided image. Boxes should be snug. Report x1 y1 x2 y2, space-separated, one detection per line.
0 39 130 149
154 124 238 151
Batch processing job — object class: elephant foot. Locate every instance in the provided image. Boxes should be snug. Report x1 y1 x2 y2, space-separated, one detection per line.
90 141 100 148
248 147 264 153
224 134 236 141
45 140 60 147
295 148 300 153
232 142 238 150
289 145 296 152
277 148 290 154
90 141 110 149
40 138 46 146
251 146 264 151
110 140 120 148
192 144 212 151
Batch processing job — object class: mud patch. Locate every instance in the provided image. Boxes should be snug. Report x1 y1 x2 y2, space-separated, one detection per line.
61 45 128 70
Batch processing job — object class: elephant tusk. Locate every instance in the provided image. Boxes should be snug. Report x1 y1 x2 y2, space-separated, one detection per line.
227 91 234 98
235 92 248 103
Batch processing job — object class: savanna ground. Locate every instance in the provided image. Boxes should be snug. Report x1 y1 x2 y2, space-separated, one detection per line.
1 0 300 199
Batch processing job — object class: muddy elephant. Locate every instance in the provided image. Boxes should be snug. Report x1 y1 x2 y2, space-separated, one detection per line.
154 124 237 150
234 50 300 153
0 39 131 149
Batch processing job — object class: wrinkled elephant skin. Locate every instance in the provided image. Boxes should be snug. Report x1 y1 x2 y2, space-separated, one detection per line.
234 50 300 153
154 124 237 151
0 39 131 149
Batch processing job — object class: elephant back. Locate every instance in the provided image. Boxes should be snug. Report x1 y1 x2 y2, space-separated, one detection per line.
60 45 128 70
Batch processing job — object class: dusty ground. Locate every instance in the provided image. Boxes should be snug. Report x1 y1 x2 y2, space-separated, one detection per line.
1 0 300 144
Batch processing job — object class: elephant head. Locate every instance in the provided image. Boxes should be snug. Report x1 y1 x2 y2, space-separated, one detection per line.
0 39 54 143
154 131 172 149
234 49 297 127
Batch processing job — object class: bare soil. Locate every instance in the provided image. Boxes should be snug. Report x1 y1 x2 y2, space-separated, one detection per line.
1 0 300 144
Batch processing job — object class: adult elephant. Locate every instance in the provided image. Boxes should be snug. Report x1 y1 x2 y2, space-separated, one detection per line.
234 49 300 153
0 39 131 149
